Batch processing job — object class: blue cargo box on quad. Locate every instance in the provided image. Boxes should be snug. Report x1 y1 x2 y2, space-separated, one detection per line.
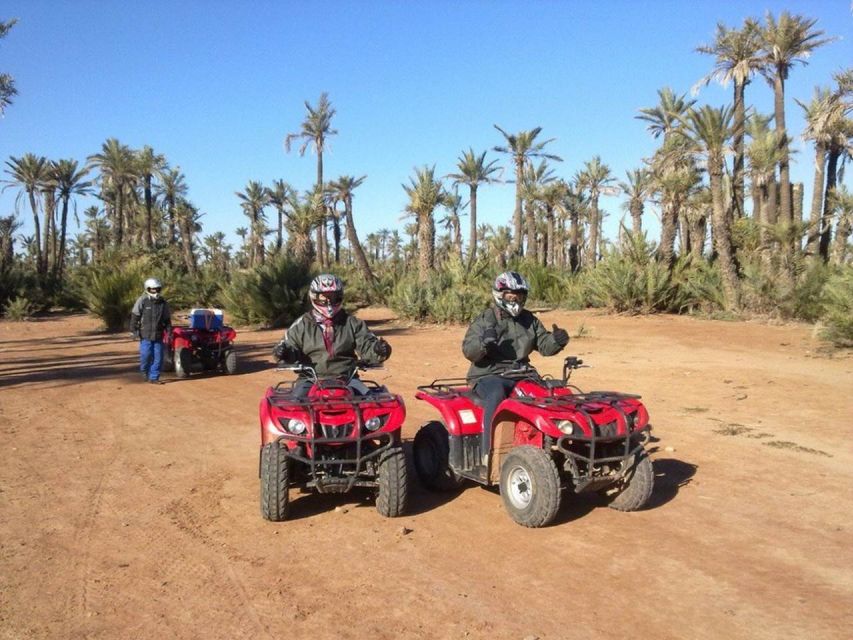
189 308 224 330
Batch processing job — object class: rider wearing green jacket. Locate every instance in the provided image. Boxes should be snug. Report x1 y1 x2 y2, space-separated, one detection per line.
462 271 569 465
273 274 391 396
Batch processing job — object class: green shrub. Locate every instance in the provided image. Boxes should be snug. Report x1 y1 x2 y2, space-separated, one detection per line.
219 254 312 327
817 266 853 348
3 296 32 321
82 257 152 331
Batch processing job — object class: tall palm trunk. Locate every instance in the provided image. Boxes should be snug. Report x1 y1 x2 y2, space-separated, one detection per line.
805 142 826 258
732 81 746 219
144 175 154 249
42 189 56 275
417 213 435 283
832 211 850 265
709 165 740 311
511 158 524 256
659 201 678 268
344 197 375 284
819 143 841 260
630 200 643 234
524 200 537 262
773 75 792 227
468 185 479 264
569 209 580 272
545 207 555 267
588 196 600 267
55 196 70 280
114 189 125 247
27 189 43 275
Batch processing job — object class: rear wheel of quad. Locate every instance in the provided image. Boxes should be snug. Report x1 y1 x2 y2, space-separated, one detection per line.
223 350 238 375
500 446 561 528
174 347 190 379
162 349 174 372
602 449 654 512
413 421 463 491
376 446 408 517
260 441 290 521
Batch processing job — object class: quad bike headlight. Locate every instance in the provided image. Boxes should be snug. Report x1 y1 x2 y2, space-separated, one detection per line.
556 420 576 435
286 418 307 435
364 415 388 431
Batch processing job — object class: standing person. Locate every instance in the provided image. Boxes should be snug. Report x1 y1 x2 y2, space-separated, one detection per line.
462 271 570 468
130 277 172 385
272 274 392 397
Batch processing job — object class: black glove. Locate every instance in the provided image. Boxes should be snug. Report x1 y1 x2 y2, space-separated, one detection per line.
272 340 295 363
482 327 498 353
551 324 569 348
373 338 392 360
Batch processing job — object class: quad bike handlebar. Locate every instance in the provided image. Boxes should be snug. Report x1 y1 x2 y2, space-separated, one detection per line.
275 360 383 385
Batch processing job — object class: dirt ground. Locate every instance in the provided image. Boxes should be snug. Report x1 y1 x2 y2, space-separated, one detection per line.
1 307 852 640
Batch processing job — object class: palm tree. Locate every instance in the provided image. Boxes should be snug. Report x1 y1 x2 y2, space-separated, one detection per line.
575 156 615 268
87 138 137 247
696 19 763 220
135 146 165 249
439 188 466 257
156 167 188 247
797 87 847 258
83 206 108 264
493 125 562 255
283 191 323 267
285 92 338 266
539 180 569 267
445 148 501 264
0 214 20 271
519 160 557 263
819 71 853 260
678 105 740 311
236 180 269 267
267 179 295 252
0 19 17 117
637 87 696 140
759 11 835 228
51 159 91 279
403 166 451 282
174 199 201 274
619 168 653 234
3 154 48 275
328 175 375 284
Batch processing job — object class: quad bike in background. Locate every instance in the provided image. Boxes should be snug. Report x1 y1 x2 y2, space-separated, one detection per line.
258 361 408 521
162 308 238 378
413 356 654 528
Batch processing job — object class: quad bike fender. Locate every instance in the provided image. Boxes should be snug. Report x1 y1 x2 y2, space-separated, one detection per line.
415 390 482 437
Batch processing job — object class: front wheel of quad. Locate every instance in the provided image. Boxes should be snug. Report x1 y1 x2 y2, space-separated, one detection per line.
376 446 408 517
260 441 290 521
500 446 561 528
602 449 654 512
223 350 238 375
413 421 463 491
174 347 190 379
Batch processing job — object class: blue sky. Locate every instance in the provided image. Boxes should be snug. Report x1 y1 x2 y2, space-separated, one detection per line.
1 0 851 249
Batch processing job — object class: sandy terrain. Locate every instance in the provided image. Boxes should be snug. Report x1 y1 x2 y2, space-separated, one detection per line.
1 308 852 640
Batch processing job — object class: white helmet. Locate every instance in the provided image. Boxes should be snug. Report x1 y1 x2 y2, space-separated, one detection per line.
144 277 163 298
492 271 529 317
309 274 344 319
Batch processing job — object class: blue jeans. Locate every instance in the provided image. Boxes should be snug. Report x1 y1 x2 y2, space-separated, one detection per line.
139 339 163 381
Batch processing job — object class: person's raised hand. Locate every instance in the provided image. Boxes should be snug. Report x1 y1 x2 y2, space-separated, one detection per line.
551 324 569 347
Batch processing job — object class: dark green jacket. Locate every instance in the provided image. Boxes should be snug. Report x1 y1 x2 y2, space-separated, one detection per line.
283 312 385 378
462 306 565 380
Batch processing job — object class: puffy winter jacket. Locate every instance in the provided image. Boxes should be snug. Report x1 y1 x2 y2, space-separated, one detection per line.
283 311 385 378
130 295 172 341
462 305 565 381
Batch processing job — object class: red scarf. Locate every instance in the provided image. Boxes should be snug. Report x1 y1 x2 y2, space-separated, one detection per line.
313 311 336 356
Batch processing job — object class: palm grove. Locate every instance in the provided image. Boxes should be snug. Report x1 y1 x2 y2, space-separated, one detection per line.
1 11 851 345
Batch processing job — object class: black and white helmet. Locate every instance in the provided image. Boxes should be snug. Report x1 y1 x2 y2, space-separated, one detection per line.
492 271 529 317
144 277 163 299
309 274 344 319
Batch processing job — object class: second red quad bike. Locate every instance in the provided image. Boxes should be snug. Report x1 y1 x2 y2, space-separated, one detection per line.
258 362 408 521
162 308 238 378
413 357 653 528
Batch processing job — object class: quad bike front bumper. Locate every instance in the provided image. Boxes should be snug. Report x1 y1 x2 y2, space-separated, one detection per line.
556 424 651 493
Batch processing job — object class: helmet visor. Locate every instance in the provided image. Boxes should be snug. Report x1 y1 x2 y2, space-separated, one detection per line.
147 287 162 294
501 290 527 306
314 291 342 306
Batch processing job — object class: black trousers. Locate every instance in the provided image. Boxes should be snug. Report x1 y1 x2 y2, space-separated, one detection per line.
472 375 517 456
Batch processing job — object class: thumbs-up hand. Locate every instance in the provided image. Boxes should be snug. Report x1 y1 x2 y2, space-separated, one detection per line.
551 323 569 347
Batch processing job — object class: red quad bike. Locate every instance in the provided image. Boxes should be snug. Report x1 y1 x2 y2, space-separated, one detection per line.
162 308 238 378
413 357 654 528
258 361 408 521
